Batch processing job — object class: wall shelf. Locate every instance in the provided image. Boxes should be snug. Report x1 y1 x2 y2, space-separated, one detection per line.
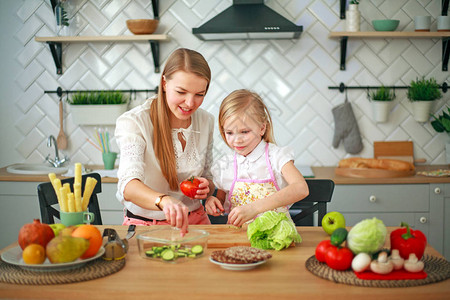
35 35 169 74
329 31 450 71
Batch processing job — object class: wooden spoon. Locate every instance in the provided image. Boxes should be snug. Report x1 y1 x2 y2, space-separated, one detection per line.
56 98 68 150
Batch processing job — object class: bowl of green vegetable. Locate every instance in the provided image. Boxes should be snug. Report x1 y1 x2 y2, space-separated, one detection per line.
137 227 209 263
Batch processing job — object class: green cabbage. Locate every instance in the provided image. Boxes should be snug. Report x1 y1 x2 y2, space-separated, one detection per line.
347 217 387 254
247 211 302 251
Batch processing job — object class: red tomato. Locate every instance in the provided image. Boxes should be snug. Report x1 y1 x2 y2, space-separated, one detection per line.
315 239 333 263
180 176 200 198
325 245 354 271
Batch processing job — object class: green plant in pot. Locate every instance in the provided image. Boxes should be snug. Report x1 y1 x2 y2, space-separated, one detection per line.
369 86 394 123
67 91 129 125
68 91 128 105
431 106 450 163
407 77 442 122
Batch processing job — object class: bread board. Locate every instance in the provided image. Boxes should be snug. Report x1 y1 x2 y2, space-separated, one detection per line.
335 167 415 178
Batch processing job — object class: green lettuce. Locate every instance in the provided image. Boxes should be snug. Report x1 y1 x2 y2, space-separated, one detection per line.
347 217 387 254
247 211 302 251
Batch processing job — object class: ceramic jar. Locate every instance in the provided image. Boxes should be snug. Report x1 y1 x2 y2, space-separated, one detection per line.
414 16 431 32
346 4 360 32
437 16 450 32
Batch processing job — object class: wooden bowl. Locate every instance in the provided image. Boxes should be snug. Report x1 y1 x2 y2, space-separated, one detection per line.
126 19 159 35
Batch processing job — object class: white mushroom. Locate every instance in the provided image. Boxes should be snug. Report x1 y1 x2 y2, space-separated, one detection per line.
370 251 394 275
404 253 424 273
389 249 404 270
352 252 372 272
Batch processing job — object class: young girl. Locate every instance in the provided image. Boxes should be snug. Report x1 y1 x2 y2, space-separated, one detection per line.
205 89 309 227
115 48 215 236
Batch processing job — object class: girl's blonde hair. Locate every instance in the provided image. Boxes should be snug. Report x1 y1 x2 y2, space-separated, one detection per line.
218 89 275 147
150 48 211 190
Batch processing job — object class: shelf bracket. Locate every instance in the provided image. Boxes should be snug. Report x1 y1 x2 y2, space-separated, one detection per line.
339 36 348 70
340 0 346 19
149 41 160 73
47 42 63 75
151 0 159 20
443 37 450 71
443 0 449 15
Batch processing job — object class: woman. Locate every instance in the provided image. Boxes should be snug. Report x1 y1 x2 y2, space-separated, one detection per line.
115 48 215 235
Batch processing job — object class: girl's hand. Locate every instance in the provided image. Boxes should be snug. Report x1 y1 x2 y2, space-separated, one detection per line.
161 196 189 236
194 177 210 199
205 196 224 216
228 204 258 228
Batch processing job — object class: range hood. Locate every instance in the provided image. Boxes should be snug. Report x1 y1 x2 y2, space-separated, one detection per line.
192 0 303 40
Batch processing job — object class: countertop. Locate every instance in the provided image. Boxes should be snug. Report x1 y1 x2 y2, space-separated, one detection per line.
0 225 448 299
312 164 450 185
1 164 449 185
0 165 118 183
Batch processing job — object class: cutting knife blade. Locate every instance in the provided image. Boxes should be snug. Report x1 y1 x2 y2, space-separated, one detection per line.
126 224 136 240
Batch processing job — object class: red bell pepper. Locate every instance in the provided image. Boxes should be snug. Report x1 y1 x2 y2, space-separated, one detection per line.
390 222 427 260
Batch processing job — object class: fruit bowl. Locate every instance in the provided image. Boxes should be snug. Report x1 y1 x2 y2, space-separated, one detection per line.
372 19 400 31
126 19 159 34
137 227 209 263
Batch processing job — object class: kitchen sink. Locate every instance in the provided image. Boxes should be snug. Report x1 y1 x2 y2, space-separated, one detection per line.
6 164 68 175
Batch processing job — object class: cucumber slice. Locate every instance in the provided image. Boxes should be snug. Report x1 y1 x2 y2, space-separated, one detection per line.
191 245 203 255
161 249 175 261
145 250 154 257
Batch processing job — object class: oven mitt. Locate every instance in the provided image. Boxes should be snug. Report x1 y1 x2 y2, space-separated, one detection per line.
332 101 363 154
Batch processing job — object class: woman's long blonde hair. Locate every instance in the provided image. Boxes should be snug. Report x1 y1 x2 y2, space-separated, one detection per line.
150 48 211 190
218 89 275 147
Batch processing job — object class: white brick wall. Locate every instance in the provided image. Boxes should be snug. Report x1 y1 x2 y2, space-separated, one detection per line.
1 0 449 169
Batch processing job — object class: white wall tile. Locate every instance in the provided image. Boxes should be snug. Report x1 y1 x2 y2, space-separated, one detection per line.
2 0 449 168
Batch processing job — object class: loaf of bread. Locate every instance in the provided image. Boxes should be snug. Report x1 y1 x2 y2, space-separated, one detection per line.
338 157 414 171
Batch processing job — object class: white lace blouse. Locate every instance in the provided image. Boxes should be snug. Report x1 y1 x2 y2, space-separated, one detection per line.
115 98 214 220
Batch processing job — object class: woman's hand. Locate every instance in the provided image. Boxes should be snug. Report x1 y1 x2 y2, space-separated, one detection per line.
193 177 210 199
161 196 189 236
205 196 224 216
228 204 258 228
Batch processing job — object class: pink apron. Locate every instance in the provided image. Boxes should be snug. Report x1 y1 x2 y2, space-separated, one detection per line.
228 143 291 222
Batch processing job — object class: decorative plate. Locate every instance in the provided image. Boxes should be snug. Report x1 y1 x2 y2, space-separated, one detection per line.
209 257 266 271
1 246 105 272
416 169 450 177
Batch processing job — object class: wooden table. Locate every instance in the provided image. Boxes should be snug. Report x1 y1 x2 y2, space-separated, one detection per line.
0 225 449 299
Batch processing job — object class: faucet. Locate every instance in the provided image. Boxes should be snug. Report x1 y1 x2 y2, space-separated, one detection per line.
45 135 68 167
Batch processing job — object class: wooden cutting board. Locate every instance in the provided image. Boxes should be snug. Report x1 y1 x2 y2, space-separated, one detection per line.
205 225 251 248
374 141 414 163
335 167 415 178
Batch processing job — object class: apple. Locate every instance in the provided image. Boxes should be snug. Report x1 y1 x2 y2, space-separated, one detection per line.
322 211 346 235
49 223 66 236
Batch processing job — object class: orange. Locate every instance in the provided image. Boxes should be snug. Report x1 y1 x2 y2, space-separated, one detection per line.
22 243 46 264
71 225 102 259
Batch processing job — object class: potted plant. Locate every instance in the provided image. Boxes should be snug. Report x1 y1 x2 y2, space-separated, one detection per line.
431 106 450 163
369 85 395 123
407 77 442 122
67 91 129 125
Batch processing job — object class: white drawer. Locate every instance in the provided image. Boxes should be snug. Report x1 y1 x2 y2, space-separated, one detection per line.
329 184 429 213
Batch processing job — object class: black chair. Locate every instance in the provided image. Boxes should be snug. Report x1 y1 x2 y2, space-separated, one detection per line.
290 179 335 226
37 172 103 225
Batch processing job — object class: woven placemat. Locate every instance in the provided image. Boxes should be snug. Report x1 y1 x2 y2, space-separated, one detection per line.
305 254 450 288
0 257 125 285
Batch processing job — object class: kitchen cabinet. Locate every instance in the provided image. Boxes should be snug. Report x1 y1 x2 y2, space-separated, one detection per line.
0 181 123 249
328 31 450 71
328 182 450 260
